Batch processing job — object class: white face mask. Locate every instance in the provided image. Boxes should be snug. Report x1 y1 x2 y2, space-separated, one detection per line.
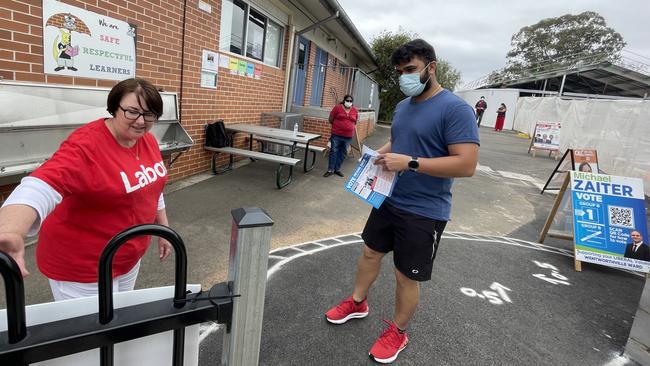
344 101 353 108
399 61 432 97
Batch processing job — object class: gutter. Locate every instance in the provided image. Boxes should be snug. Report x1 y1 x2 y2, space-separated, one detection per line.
319 0 379 68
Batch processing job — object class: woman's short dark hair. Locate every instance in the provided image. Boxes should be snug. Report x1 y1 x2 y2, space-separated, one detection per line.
391 39 437 66
107 78 163 117
341 94 353 104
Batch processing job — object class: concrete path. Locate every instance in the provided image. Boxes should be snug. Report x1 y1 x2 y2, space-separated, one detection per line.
3 124 646 366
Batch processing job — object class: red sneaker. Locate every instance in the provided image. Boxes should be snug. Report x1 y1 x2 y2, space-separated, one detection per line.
325 296 369 324
369 320 409 364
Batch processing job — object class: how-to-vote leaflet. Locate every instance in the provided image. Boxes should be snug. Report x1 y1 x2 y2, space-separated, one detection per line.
345 146 398 208
571 171 650 272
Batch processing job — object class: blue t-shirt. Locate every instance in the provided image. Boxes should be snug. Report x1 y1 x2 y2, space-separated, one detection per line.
387 89 479 221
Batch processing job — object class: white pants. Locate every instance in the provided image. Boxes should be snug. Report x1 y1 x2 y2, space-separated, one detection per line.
48 261 141 301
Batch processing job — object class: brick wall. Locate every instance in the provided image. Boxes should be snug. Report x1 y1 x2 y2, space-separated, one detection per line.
0 0 290 198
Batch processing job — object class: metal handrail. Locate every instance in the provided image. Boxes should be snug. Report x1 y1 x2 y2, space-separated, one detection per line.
0 251 26 344
97 224 188 366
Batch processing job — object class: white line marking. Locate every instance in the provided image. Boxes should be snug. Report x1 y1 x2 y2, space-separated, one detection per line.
269 255 286 260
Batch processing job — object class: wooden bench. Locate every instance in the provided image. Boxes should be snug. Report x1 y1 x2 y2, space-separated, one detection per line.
204 146 301 189
253 136 326 172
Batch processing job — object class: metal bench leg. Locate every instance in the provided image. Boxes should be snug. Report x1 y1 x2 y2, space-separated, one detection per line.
212 152 234 174
276 164 293 189
303 142 316 173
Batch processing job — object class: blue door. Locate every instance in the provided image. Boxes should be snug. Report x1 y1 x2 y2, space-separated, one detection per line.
310 47 327 106
293 37 309 105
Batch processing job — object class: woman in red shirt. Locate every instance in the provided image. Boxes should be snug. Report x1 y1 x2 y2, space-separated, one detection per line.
324 94 359 177
0 78 173 300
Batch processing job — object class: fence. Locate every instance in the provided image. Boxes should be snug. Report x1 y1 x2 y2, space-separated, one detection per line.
0 207 274 366
292 64 379 114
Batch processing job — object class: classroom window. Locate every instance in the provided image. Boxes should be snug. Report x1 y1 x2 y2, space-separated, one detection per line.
219 0 285 67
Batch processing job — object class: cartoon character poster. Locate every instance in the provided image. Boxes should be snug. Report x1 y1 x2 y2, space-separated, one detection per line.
43 0 136 80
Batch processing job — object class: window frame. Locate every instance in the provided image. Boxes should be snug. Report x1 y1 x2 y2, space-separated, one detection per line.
220 0 285 68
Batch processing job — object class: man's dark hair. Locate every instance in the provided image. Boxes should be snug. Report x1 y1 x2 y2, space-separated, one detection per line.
391 39 437 66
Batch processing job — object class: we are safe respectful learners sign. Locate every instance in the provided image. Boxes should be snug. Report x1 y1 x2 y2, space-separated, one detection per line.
571 171 649 272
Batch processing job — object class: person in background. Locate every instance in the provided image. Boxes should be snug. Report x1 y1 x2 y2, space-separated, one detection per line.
0 77 173 301
324 94 358 178
325 39 479 363
494 103 507 131
474 96 487 126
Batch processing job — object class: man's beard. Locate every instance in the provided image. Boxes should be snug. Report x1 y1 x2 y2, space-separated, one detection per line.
419 74 433 95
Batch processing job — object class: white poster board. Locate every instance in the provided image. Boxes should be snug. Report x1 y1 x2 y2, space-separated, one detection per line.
42 0 137 80
532 122 561 150
0 285 201 365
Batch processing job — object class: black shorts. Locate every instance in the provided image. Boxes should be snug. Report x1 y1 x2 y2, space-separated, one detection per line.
361 202 447 281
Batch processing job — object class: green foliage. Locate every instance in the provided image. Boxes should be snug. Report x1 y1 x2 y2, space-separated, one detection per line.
370 29 462 122
436 60 461 92
505 11 626 75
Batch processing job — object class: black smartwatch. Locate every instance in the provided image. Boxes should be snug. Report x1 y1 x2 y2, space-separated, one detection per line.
408 157 419 172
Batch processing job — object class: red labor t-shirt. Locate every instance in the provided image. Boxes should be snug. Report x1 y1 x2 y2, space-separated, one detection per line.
329 104 358 138
32 118 167 283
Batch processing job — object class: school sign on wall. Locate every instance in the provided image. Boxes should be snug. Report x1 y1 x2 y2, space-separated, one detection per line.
42 0 136 80
571 171 649 272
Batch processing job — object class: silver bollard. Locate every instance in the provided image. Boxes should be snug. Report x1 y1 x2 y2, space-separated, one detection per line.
221 207 274 366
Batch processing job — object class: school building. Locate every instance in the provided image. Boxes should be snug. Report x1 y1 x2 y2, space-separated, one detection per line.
0 0 380 201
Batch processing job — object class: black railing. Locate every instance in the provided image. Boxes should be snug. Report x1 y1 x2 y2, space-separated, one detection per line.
0 224 235 366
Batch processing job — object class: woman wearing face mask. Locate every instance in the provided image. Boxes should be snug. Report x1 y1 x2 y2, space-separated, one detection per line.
324 94 358 177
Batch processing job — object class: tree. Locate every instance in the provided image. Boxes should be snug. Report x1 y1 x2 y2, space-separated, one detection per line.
436 60 461 92
370 29 462 122
505 11 626 75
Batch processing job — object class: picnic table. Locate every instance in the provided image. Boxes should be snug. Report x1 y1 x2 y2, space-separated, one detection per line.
227 123 322 173
204 123 322 189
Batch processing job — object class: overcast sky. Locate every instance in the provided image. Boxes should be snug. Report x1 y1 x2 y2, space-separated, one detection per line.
336 0 650 86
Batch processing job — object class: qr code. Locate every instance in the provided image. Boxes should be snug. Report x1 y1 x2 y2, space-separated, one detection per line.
608 205 634 228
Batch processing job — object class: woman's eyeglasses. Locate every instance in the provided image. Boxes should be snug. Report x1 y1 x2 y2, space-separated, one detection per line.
119 106 158 122
344 99 353 102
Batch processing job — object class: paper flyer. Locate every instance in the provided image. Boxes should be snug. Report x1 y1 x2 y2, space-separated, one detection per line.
345 146 398 208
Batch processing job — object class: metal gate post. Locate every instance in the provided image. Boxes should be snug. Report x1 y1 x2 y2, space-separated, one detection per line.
221 207 274 366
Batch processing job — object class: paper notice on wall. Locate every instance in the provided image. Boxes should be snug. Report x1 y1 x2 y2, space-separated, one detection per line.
201 50 218 72
200 70 217 89
246 63 254 78
218 54 230 68
237 60 247 76
254 64 262 79
229 58 239 74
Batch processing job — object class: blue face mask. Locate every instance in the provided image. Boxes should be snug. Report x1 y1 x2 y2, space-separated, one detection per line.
399 62 432 97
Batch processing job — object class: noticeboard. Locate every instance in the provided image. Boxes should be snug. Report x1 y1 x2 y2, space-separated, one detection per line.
570 171 650 272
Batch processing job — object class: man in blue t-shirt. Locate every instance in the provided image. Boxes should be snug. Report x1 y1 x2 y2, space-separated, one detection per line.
325 39 480 363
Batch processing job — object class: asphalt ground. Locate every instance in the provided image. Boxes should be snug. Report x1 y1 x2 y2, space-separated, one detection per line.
2 123 648 365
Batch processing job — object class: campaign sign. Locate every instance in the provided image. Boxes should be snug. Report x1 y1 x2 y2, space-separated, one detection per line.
532 122 561 150
571 171 649 272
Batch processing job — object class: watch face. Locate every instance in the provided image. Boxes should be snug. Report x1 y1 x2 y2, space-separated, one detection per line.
409 159 419 169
